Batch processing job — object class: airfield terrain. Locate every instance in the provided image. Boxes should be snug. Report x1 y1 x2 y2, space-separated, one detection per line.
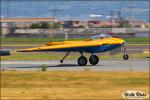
1 39 149 99
1 60 149 71
1 71 149 99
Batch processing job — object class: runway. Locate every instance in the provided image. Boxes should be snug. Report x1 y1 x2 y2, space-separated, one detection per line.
1 60 149 71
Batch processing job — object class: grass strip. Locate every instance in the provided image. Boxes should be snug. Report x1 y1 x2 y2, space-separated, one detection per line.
1 71 149 99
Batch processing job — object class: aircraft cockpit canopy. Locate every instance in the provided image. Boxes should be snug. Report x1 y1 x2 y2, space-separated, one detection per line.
90 33 112 39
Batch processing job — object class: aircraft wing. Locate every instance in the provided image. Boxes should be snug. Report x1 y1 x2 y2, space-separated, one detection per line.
18 40 100 52
18 38 124 52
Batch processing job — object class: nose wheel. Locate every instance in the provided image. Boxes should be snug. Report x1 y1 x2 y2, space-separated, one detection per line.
122 43 129 60
123 54 129 60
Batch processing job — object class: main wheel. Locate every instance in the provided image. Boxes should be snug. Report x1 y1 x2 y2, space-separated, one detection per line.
89 55 99 65
78 56 88 66
123 54 129 60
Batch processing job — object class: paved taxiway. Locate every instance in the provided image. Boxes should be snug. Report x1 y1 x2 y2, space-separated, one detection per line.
1 60 149 71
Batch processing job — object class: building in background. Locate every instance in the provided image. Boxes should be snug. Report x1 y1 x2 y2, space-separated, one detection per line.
1 17 149 38
1 17 54 35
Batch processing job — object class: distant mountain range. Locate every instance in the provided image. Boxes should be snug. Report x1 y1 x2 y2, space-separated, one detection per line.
1 0 149 21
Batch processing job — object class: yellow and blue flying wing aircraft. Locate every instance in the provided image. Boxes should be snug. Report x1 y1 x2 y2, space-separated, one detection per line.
18 33 129 66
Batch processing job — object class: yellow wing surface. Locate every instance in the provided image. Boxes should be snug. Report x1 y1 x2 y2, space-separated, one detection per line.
18 38 124 52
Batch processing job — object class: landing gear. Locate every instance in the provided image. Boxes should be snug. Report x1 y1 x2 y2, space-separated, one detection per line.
60 60 63 63
122 43 129 60
123 54 129 60
60 51 99 66
89 55 99 65
60 52 70 63
78 56 88 66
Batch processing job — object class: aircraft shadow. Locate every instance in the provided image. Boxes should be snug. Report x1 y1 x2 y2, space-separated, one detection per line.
10 64 92 69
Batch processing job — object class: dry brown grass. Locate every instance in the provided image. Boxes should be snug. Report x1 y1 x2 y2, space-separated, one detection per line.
1 71 149 99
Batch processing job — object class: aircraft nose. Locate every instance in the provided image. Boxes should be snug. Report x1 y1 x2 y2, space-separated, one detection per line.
118 38 125 44
111 38 125 45
112 38 125 44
